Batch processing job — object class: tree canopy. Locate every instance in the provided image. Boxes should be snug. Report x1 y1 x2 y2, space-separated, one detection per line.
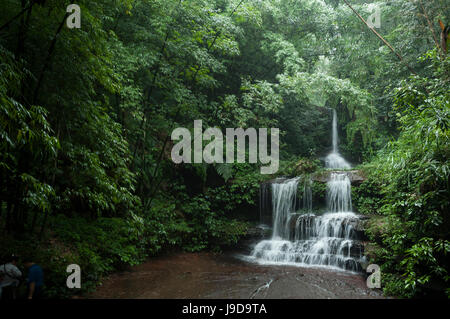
0 0 448 298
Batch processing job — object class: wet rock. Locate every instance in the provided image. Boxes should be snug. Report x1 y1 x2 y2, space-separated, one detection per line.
343 217 369 240
245 226 266 239
349 242 365 258
237 225 272 253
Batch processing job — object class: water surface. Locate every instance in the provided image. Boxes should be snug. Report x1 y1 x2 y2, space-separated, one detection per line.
90 252 383 299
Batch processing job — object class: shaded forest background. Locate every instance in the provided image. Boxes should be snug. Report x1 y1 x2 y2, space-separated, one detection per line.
0 0 448 298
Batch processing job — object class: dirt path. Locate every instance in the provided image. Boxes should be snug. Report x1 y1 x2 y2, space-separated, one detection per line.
89 252 384 299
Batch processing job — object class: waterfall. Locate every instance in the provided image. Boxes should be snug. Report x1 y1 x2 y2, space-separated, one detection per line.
271 178 300 239
332 109 338 153
325 110 351 169
249 186 364 271
247 109 365 272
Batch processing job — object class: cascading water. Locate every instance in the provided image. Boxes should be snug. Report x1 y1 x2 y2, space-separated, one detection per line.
327 173 352 213
247 109 365 272
271 178 300 239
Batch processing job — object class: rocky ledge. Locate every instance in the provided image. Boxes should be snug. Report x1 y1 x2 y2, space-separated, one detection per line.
311 170 365 185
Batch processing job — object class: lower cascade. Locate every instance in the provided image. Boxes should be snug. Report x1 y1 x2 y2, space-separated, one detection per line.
247 110 365 272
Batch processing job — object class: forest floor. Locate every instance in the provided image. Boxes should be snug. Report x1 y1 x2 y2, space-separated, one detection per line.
89 251 385 299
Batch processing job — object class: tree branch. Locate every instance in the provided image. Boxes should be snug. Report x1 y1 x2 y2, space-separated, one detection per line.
342 0 417 75
418 0 441 55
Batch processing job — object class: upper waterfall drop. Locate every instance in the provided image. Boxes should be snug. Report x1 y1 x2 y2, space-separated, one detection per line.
332 108 339 153
325 109 351 169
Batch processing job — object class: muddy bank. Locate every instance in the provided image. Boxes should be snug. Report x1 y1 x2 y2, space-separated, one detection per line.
89 252 384 299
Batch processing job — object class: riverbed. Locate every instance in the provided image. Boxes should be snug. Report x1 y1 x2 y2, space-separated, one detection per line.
89 252 384 299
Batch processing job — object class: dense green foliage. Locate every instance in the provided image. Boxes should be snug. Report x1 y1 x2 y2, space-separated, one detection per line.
358 51 449 298
0 0 448 298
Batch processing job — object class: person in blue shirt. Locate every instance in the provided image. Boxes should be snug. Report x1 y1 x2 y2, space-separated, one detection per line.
24 259 44 299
